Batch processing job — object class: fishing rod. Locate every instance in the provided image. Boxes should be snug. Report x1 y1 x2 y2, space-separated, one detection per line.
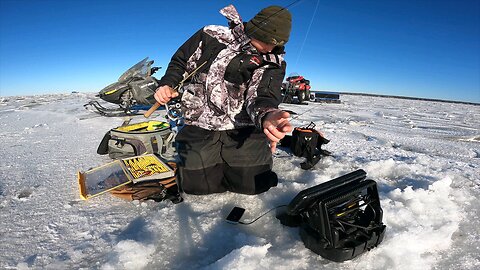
144 61 207 118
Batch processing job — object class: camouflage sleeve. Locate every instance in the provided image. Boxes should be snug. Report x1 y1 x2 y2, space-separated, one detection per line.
158 28 205 88
246 61 286 129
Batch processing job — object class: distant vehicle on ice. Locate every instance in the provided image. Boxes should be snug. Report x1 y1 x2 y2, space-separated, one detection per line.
281 74 311 104
310 91 341 103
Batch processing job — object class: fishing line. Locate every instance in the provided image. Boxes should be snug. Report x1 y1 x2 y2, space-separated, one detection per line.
148 0 307 118
243 0 304 42
189 0 306 68
167 0 306 84
292 0 320 71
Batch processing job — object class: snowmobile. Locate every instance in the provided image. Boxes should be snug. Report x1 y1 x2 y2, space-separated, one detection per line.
84 57 161 117
281 74 311 104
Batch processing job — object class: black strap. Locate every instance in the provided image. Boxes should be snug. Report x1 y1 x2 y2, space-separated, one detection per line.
300 129 331 170
300 147 322 170
96 132 111 155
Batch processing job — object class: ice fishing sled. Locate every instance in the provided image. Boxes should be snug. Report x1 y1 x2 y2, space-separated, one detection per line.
84 57 161 117
310 91 341 103
277 169 386 262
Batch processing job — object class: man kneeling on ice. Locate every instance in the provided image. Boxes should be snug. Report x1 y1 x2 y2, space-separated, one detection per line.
154 5 293 195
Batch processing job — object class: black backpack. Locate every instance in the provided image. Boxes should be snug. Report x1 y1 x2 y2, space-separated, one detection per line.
281 122 331 170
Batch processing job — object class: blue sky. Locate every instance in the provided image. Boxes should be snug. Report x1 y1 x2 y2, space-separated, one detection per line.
1 0 479 103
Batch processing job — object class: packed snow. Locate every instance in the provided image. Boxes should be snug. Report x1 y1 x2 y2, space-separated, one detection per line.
0 93 479 270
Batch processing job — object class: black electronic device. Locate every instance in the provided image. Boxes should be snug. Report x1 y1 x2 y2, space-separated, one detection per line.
226 207 246 224
277 169 386 262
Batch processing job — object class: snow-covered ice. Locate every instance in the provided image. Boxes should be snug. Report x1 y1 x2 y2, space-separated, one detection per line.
0 93 478 269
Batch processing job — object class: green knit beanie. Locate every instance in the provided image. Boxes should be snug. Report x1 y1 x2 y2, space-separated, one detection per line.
245 5 292 46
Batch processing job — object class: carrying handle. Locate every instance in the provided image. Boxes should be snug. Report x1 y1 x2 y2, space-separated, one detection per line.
305 122 316 130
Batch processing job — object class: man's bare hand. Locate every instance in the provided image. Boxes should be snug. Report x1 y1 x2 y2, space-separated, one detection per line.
262 110 293 153
154 85 178 105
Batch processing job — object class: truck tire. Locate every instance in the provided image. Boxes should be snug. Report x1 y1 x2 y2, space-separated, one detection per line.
298 91 307 103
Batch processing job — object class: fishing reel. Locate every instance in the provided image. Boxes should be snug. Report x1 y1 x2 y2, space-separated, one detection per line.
165 95 183 122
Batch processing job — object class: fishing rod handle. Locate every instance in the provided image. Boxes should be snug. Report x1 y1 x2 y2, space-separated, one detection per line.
144 61 206 118
144 102 161 118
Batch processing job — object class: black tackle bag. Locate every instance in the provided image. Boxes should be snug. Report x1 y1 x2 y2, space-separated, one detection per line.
281 122 331 170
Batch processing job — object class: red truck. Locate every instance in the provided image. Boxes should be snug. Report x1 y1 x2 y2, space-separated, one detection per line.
281 75 311 104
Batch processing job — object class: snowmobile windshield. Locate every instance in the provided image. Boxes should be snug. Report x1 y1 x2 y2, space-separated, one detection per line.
118 57 152 82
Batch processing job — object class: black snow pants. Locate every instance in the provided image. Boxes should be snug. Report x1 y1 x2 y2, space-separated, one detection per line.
175 125 278 195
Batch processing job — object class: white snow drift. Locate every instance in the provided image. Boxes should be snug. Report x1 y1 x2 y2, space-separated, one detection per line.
0 93 479 270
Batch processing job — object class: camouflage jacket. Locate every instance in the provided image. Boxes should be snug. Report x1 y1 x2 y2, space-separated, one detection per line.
158 5 286 131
